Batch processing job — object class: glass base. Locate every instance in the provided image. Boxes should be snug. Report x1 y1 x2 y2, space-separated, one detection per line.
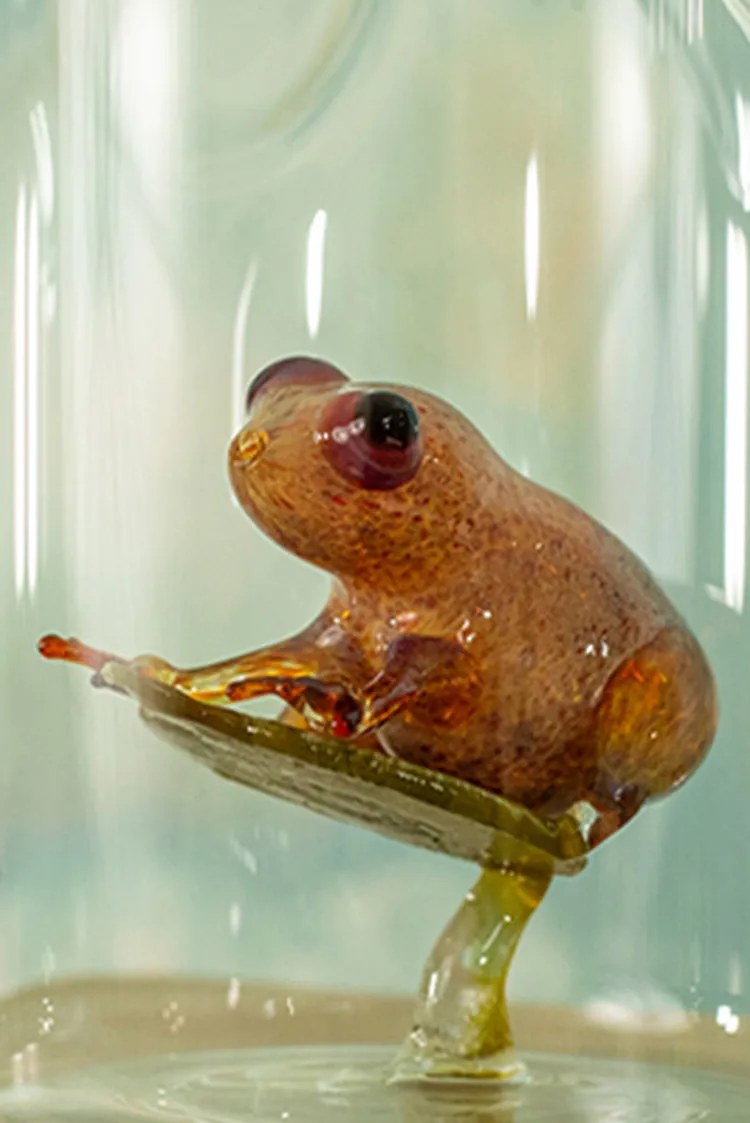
0 1045 748 1122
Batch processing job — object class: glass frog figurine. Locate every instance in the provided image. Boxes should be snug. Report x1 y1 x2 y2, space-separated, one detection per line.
41 356 717 848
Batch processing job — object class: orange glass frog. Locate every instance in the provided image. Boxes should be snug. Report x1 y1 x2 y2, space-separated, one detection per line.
40 357 718 846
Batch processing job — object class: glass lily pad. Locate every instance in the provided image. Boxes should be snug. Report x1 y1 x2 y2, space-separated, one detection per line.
101 662 587 877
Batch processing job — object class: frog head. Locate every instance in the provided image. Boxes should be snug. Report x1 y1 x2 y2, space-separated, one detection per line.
229 356 496 591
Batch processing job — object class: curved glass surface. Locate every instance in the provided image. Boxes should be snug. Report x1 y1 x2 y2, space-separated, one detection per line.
0 0 749 1117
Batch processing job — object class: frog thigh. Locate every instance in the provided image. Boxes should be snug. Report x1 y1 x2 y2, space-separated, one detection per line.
588 625 717 841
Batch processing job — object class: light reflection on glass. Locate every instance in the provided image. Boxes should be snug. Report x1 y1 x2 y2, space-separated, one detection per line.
687 0 704 43
13 185 27 599
716 1003 740 1034
596 3 652 258
696 203 710 313
721 221 747 612
232 259 259 429
305 208 328 340
736 93 750 210
13 184 41 601
728 952 743 996
524 151 540 321
117 0 182 207
10 1043 39 1087
227 976 241 1010
29 102 53 223
26 191 39 598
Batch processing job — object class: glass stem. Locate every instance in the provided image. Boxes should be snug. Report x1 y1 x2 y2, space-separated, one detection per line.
393 859 552 1081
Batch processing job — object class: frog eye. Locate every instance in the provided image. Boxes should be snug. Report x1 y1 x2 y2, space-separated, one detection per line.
318 390 423 490
246 357 348 415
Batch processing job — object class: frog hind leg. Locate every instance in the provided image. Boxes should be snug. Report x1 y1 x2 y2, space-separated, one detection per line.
587 626 718 847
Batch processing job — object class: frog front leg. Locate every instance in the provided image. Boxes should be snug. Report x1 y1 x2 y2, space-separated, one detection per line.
359 635 481 733
39 620 374 739
227 634 481 739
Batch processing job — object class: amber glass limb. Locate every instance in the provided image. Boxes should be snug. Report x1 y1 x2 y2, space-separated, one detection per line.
37 634 120 673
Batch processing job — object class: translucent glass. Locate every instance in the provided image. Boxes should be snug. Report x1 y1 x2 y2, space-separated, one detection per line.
2 0 750 1118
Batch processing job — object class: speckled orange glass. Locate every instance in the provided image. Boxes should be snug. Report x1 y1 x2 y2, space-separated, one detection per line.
40 356 718 848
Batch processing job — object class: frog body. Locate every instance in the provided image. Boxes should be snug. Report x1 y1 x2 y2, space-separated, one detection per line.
40 357 717 844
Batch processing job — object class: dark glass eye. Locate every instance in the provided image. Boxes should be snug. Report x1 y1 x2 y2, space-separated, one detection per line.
318 390 423 490
355 391 420 451
246 356 348 415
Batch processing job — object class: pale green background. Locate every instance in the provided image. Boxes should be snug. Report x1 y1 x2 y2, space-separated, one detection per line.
1 0 749 1038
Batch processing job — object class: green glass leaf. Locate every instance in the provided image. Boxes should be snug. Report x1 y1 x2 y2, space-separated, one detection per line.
102 663 587 878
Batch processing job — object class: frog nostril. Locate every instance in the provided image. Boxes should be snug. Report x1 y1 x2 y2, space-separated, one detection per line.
234 428 269 467
245 356 349 415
